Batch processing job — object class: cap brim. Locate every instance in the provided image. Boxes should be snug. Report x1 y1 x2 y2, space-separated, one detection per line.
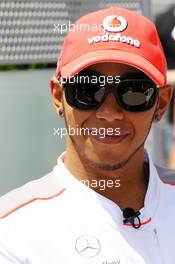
58 49 166 86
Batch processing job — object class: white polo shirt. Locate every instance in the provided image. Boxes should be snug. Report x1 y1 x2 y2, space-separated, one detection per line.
0 150 175 264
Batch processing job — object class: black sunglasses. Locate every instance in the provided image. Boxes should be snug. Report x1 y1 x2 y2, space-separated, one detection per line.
61 70 159 112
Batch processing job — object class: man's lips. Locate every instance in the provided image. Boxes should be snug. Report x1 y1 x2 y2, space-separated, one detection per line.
89 130 131 144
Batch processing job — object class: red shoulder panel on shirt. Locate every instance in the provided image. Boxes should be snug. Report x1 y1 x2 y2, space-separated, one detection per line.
0 171 65 219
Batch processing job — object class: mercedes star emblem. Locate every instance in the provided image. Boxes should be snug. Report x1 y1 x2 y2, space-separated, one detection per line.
75 235 101 258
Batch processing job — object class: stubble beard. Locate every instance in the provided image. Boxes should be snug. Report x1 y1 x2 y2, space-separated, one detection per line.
63 102 155 172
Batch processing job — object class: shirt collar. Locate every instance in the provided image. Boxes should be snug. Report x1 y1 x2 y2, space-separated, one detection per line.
53 150 161 227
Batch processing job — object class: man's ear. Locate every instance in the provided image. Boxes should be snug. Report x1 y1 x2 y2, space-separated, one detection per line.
50 76 64 115
153 85 173 123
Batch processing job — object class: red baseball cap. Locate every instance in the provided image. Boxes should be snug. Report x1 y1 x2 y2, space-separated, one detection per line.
56 6 167 86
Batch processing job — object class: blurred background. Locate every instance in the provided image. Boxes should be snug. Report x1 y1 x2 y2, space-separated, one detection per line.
0 0 175 195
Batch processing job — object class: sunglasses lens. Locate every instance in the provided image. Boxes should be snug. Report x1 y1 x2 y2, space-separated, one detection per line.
117 80 157 112
63 73 105 110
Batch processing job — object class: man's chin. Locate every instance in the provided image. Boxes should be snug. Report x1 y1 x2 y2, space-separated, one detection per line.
86 148 126 163
80 150 129 171
70 134 144 171
86 159 127 171
80 142 145 171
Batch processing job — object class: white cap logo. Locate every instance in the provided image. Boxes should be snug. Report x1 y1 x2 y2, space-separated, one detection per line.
103 15 127 32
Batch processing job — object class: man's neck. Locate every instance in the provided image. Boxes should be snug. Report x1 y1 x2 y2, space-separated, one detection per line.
64 140 149 212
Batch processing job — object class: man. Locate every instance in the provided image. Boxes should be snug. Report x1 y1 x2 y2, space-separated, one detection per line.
0 6 174 264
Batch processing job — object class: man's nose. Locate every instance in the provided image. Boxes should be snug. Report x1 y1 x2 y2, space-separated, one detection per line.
95 93 124 122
